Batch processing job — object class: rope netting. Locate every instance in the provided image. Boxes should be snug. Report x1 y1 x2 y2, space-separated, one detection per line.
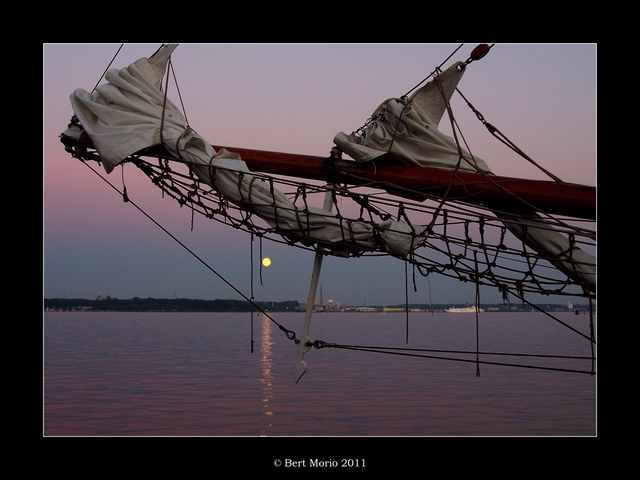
64 138 595 303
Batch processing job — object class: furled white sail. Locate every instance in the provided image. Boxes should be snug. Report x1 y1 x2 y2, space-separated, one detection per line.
333 60 595 293
333 62 491 174
69 44 183 172
498 213 596 293
65 44 423 258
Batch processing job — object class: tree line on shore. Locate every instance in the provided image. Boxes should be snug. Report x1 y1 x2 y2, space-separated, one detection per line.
44 297 593 313
44 297 300 312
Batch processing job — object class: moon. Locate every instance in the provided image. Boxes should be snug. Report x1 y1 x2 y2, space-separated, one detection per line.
262 257 271 267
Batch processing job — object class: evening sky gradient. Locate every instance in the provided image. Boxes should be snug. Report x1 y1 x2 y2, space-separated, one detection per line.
43 43 596 306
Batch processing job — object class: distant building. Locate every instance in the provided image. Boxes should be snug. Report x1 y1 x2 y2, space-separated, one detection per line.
355 306 377 312
325 299 343 311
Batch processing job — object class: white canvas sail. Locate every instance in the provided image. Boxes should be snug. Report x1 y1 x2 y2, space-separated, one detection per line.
332 61 595 293
333 62 491 174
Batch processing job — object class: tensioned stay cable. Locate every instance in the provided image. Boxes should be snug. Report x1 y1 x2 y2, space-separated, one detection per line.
313 342 595 375
80 159 301 345
91 44 123 94
250 233 255 353
80 43 302 346
474 251 481 377
402 43 465 98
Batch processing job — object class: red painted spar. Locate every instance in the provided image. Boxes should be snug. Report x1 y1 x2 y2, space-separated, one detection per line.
210 145 596 221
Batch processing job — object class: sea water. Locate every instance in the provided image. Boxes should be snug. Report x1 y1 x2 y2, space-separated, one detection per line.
44 311 595 437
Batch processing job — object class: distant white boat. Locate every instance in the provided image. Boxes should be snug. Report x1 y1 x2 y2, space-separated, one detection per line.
446 306 484 313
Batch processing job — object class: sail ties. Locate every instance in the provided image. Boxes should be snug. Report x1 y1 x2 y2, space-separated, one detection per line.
333 60 492 174
335 45 494 170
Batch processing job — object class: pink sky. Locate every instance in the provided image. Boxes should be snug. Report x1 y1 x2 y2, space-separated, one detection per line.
44 44 596 305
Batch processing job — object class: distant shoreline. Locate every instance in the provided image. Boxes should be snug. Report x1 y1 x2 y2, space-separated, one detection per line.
43 297 594 314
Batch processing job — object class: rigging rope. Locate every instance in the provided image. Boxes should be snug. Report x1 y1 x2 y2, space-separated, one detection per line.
100 153 595 358
250 232 255 353
474 251 481 377
455 88 563 183
78 158 302 347
311 341 596 375
91 44 123 94
402 43 465 98
93 152 593 302
62 42 596 376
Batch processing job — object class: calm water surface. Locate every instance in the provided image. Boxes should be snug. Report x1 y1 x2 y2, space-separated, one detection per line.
43 311 596 436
